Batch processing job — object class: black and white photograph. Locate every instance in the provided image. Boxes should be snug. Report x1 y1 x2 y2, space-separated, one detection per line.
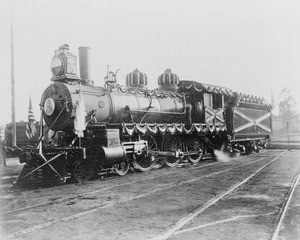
0 0 299 239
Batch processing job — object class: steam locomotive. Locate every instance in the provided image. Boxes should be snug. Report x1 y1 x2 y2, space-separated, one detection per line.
14 44 272 186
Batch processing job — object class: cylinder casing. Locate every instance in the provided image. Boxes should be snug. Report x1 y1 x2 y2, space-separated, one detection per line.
100 146 126 164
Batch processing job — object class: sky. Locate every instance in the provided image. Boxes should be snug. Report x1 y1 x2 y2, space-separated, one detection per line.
0 0 299 125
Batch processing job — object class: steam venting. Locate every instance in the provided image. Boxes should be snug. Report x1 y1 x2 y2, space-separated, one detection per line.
78 47 93 85
213 150 232 162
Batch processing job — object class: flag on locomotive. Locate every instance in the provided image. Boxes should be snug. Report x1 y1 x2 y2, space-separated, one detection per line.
25 96 36 139
74 86 86 138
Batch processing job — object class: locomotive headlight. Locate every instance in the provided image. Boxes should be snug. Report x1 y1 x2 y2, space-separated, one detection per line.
44 98 55 116
51 56 64 77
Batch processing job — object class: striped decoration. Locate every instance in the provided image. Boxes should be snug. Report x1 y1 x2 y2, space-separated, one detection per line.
25 97 37 139
158 68 179 86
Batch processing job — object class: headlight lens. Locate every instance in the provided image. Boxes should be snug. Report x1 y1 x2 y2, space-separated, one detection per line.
44 98 55 116
51 56 63 76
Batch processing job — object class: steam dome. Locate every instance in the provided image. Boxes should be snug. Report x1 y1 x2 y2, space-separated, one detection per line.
158 68 179 91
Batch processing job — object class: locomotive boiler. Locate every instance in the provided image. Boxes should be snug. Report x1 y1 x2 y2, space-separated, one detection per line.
14 44 272 186
42 72 186 131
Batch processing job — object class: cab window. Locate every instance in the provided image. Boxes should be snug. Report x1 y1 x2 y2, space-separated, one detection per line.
203 93 213 108
213 94 224 109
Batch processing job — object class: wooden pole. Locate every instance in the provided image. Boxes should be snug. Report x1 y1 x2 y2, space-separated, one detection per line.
10 1 17 147
0 140 6 166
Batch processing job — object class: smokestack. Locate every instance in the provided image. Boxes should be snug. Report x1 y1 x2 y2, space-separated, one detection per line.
78 47 93 85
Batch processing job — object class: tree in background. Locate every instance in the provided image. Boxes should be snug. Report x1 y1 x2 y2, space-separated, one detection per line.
271 89 279 117
278 88 299 130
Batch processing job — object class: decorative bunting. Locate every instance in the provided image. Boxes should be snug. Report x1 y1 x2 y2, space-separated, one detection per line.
121 122 226 136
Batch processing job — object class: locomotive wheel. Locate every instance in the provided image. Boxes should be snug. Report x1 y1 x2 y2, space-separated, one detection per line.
73 160 92 183
114 161 130 176
162 134 181 167
186 137 204 164
133 136 157 172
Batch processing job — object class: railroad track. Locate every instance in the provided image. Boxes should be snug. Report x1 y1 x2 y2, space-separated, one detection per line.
1 151 251 215
1 161 219 216
269 168 300 240
3 151 281 239
151 151 287 240
1 151 266 216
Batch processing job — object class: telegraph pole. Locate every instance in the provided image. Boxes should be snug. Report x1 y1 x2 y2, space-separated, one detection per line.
10 1 17 147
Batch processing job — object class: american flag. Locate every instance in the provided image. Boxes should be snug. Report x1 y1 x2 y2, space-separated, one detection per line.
26 96 37 139
74 87 86 138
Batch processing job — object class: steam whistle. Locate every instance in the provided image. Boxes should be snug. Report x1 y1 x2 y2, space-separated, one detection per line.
104 71 117 88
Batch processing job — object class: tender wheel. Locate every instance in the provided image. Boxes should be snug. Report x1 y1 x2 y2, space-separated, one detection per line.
133 136 157 172
114 161 130 176
73 160 92 183
186 137 204 164
162 134 182 167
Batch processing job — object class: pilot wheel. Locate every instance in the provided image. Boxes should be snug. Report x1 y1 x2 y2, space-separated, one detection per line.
114 161 130 176
73 160 92 183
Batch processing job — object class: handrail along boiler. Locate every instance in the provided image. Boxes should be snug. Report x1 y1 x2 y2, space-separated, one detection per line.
15 44 272 186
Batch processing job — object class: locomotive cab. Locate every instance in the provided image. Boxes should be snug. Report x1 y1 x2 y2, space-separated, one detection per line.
179 81 234 126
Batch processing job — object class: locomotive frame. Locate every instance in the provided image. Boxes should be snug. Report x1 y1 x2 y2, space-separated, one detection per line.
14 44 272 187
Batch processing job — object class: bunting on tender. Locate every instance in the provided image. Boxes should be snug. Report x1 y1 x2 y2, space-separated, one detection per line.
26 96 37 139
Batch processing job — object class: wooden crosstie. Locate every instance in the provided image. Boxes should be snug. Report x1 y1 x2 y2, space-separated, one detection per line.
233 108 271 134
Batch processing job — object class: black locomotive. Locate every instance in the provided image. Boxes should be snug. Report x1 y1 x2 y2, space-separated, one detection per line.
14 44 272 186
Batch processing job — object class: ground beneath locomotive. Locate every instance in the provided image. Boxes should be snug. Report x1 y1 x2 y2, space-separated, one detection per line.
0 150 299 240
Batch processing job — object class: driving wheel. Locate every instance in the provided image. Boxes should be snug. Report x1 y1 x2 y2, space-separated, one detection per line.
133 135 157 172
162 134 182 167
186 137 204 164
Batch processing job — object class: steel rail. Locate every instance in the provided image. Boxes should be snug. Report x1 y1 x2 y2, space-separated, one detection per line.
3 154 277 239
269 169 300 240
